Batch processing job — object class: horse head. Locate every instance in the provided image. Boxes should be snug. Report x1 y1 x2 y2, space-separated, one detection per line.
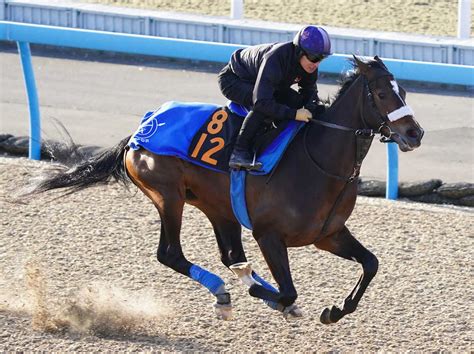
353 55 424 152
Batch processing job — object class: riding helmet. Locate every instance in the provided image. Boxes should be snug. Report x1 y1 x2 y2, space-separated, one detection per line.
293 25 332 59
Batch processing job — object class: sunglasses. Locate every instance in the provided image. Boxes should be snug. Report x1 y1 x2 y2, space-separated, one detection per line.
305 53 327 63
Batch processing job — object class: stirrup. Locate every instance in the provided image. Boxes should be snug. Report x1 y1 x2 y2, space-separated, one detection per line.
250 153 263 170
230 160 262 171
229 154 262 171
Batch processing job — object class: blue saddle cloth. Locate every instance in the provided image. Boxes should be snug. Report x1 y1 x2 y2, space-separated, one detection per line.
128 101 222 171
128 101 304 230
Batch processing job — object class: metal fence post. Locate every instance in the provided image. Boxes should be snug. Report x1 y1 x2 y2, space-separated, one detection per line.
386 142 398 199
0 0 5 21
458 0 472 39
231 0 243 19
17 41 41 160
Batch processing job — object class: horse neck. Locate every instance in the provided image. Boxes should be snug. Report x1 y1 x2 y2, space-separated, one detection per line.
306 76 367 178
327 75 366 128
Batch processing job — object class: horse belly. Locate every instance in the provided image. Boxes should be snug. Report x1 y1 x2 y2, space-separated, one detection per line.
183 162 235 219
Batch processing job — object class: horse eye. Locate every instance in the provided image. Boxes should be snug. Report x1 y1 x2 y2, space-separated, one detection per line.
377 92 386 99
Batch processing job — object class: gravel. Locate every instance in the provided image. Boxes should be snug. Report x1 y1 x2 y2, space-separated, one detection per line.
1 156 472 351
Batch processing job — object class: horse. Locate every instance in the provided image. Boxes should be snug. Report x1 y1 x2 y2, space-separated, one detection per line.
22 55 424 324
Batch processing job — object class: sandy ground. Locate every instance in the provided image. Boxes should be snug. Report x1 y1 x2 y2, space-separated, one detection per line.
86 0 473 37
0 156 472 351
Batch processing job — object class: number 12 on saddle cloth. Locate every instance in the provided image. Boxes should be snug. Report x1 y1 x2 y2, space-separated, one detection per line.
188 108 243 171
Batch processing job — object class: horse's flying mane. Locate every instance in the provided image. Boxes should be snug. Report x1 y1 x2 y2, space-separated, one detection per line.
330 57 386 106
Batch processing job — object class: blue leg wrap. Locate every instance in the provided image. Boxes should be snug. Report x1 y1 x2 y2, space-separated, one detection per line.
252 271 280 310
189 264 225 295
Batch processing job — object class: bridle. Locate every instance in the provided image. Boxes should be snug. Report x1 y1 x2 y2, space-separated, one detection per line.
303 71 402 182
363 73 406 143
308 72 403 142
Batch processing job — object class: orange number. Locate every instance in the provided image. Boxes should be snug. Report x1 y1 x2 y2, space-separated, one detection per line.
191 133 208 158
207 110 228 135
201 137 225 165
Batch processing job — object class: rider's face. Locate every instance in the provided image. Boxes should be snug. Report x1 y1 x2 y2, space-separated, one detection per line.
300 55 321 74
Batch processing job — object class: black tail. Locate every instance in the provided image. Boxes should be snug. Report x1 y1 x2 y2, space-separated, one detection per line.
23 135 132 198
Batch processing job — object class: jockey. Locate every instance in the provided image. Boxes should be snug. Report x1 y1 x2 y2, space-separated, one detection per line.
218 25 332 171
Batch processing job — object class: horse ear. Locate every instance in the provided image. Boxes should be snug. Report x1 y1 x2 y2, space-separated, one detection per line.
353 55 370 75
374 55 389 70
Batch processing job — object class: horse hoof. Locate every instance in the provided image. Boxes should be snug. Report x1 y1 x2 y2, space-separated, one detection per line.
214 303 233 321
320 307 332 324
320 305 341 324
282 304 303 320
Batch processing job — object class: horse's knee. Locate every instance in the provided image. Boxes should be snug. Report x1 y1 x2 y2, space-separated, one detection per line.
363 253 379 277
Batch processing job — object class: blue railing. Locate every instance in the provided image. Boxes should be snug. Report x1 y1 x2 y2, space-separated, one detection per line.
1 21 473 199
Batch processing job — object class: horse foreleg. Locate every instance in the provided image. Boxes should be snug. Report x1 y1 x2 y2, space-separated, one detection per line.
208 216 247 267
315 226 379 324
253 233 303 319
206 216 283 313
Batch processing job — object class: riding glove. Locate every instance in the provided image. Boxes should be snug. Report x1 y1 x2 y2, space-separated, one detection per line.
295 108 313 122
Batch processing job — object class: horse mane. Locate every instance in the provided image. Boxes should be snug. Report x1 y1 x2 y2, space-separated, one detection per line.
329 57 386 107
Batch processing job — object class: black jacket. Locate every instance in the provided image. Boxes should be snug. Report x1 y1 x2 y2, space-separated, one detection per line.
229 41 319 120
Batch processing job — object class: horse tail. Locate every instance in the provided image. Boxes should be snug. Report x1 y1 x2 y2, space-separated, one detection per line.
22 135 132 198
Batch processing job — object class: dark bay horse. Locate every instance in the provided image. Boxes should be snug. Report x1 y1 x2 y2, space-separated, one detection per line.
23 56 423 324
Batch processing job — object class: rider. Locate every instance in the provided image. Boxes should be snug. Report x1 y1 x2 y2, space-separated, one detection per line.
218 25 332 171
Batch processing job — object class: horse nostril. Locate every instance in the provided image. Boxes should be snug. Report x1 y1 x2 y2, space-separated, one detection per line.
407 129 419 139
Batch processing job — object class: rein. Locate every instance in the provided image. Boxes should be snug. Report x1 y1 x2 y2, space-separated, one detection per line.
303 71 398 239
303 119 375 239
304 118 375 183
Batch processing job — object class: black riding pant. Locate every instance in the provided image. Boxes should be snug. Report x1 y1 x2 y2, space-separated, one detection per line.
217 64 304 117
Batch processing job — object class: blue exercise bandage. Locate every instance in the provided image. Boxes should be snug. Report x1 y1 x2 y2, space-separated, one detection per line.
252 271 280 310
189 264 225 295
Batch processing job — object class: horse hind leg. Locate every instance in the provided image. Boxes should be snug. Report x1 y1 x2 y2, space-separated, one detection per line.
155 215 232 320
125 151 233 319
315 226 379 324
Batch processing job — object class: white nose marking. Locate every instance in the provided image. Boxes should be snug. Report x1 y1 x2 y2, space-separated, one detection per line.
387 79 415 121
390 80 399 94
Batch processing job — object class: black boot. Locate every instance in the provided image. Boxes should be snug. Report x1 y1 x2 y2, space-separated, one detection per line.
229 111 264 171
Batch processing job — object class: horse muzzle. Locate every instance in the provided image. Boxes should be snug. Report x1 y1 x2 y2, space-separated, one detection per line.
380 118 424 152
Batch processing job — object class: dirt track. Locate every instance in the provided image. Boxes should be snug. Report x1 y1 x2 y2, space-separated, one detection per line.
0 156 472 351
